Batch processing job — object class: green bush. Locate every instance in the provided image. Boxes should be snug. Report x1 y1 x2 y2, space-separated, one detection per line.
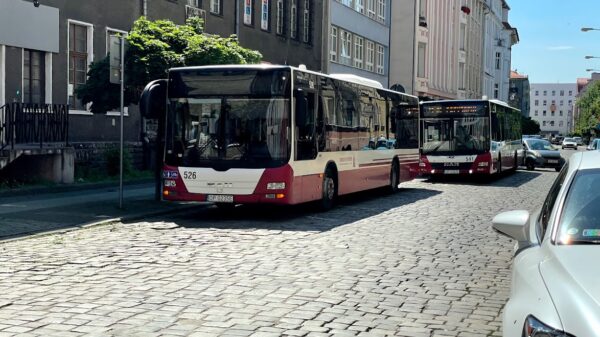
104 146 133 176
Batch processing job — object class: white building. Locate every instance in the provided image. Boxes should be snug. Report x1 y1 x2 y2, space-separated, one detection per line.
530 83 577 136
414 0 516 101
482 0 518 102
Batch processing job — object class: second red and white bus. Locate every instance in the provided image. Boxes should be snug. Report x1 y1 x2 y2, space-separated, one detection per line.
419 99 522 176
141 65 420 209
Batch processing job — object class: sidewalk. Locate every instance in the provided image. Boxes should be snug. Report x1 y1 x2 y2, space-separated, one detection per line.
0 183 198 241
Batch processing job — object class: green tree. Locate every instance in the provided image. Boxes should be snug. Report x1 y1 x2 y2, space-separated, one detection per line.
522 116 541 135
76 16 262 113
575 80 600 135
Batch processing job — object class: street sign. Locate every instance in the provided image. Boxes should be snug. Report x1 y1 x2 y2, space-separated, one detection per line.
109 35 122 85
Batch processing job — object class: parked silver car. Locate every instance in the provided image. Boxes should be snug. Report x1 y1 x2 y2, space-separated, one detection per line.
523 138 565 171
493 151 600 337
573 136 583 145
562 137 578 150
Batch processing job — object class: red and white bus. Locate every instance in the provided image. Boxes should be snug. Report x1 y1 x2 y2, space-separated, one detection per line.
141 65 420 209
419 99 522 176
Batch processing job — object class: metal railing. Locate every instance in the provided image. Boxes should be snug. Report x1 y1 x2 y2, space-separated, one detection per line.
1 103 69 150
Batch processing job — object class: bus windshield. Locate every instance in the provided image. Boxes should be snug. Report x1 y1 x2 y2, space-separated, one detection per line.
421 118 490 155
165 68 291 169
421 103 490 155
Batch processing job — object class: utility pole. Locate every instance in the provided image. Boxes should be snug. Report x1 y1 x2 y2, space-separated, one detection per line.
110 34 125 209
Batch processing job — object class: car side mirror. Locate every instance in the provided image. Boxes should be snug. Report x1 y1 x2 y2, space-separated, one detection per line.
492 210 530 242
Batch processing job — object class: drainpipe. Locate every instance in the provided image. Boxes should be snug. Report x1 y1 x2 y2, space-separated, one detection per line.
234 0 240 37
143 0 148 17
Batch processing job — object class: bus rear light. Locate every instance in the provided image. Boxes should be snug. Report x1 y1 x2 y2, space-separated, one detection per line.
469 170 473 174
478 162 489 167
266 194 275 199
419 162 427 167
267 182 286 190
431 169 436 174
276 193 285 199
163 190 177 197
164 180 177 187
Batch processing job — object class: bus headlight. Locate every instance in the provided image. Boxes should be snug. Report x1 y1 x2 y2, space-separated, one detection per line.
267 182 286 190
164 180 177 187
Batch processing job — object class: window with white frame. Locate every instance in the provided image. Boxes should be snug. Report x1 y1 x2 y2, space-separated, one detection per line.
210 0 221 14
276 0 284 35
69 22 92 111
354 36 364 69
340 30 352 66
458 62 465 89
355 0 364 13
366 40 375 72
377 0 385 22
494 83 499 99
495 52 500 70
330 26 338 62
302 0 310 43
187 0 200 7
290 0 297 38
367 0 375 18
376 44 384 74
419 0 427 19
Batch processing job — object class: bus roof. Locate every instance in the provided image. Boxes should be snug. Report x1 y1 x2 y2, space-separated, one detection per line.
168 64 418 101
421 99 519 111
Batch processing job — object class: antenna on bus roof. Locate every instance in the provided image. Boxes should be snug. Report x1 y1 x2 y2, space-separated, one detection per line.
298 64 308 71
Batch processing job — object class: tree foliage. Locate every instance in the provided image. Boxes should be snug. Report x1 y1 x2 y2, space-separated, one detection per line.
77 16 262 113
522 116 540 135
575 80 600 135
75 57 133 114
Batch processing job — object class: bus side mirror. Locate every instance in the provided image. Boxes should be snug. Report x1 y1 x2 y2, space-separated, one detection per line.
140 79 167 119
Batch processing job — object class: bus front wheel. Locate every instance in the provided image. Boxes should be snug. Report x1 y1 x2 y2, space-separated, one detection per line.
389 160 400 193
320 168 337 211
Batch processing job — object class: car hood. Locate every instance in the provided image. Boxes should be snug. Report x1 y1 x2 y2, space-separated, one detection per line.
540 246 600 335
533 150 562 158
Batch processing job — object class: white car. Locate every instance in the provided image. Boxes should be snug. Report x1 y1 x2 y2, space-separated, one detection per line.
573 136 583 146
562 138 578 150
493 151 600 337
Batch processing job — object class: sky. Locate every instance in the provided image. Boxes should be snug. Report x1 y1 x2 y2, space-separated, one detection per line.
509 0 600 84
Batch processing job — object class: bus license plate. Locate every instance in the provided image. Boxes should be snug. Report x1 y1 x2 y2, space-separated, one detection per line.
444 170 460 174
548 160 558 164
207 195 234 203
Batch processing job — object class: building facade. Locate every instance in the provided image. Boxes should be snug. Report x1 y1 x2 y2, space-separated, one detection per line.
413 0 514 101
508 70 530 117
0 0 325 142
530 83 577 137
326 0 391 87
482 0 518 102
389 0 416 94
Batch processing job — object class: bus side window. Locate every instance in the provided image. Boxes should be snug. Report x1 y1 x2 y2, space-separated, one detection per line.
295 90 317 160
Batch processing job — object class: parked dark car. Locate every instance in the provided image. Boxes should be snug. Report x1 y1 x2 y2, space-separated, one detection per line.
551 136 564 145
523 138 565 171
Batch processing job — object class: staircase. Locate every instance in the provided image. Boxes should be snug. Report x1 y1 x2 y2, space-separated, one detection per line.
1 103 70 171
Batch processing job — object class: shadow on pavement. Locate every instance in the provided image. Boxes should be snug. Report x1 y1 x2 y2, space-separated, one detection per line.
136 187 441 233
422 169 543 188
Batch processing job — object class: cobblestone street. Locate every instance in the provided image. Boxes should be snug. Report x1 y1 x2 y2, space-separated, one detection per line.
0 169 559 337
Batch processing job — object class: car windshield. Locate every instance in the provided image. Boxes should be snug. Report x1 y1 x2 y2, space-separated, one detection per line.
564 138 574 142
557 169 600 245
526 139 554 151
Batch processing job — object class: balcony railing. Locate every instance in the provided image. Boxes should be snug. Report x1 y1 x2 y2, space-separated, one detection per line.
0 103 69 150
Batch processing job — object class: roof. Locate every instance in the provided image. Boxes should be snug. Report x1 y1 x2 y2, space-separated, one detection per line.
511 71 528 79
421 99 513 108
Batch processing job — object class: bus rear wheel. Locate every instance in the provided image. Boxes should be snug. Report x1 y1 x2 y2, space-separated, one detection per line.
320 168 337 211
389 160 400 193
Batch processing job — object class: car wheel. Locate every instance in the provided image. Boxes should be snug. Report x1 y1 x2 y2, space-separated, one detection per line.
526 159 535 171
320 167 337 211
389 160 400 193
